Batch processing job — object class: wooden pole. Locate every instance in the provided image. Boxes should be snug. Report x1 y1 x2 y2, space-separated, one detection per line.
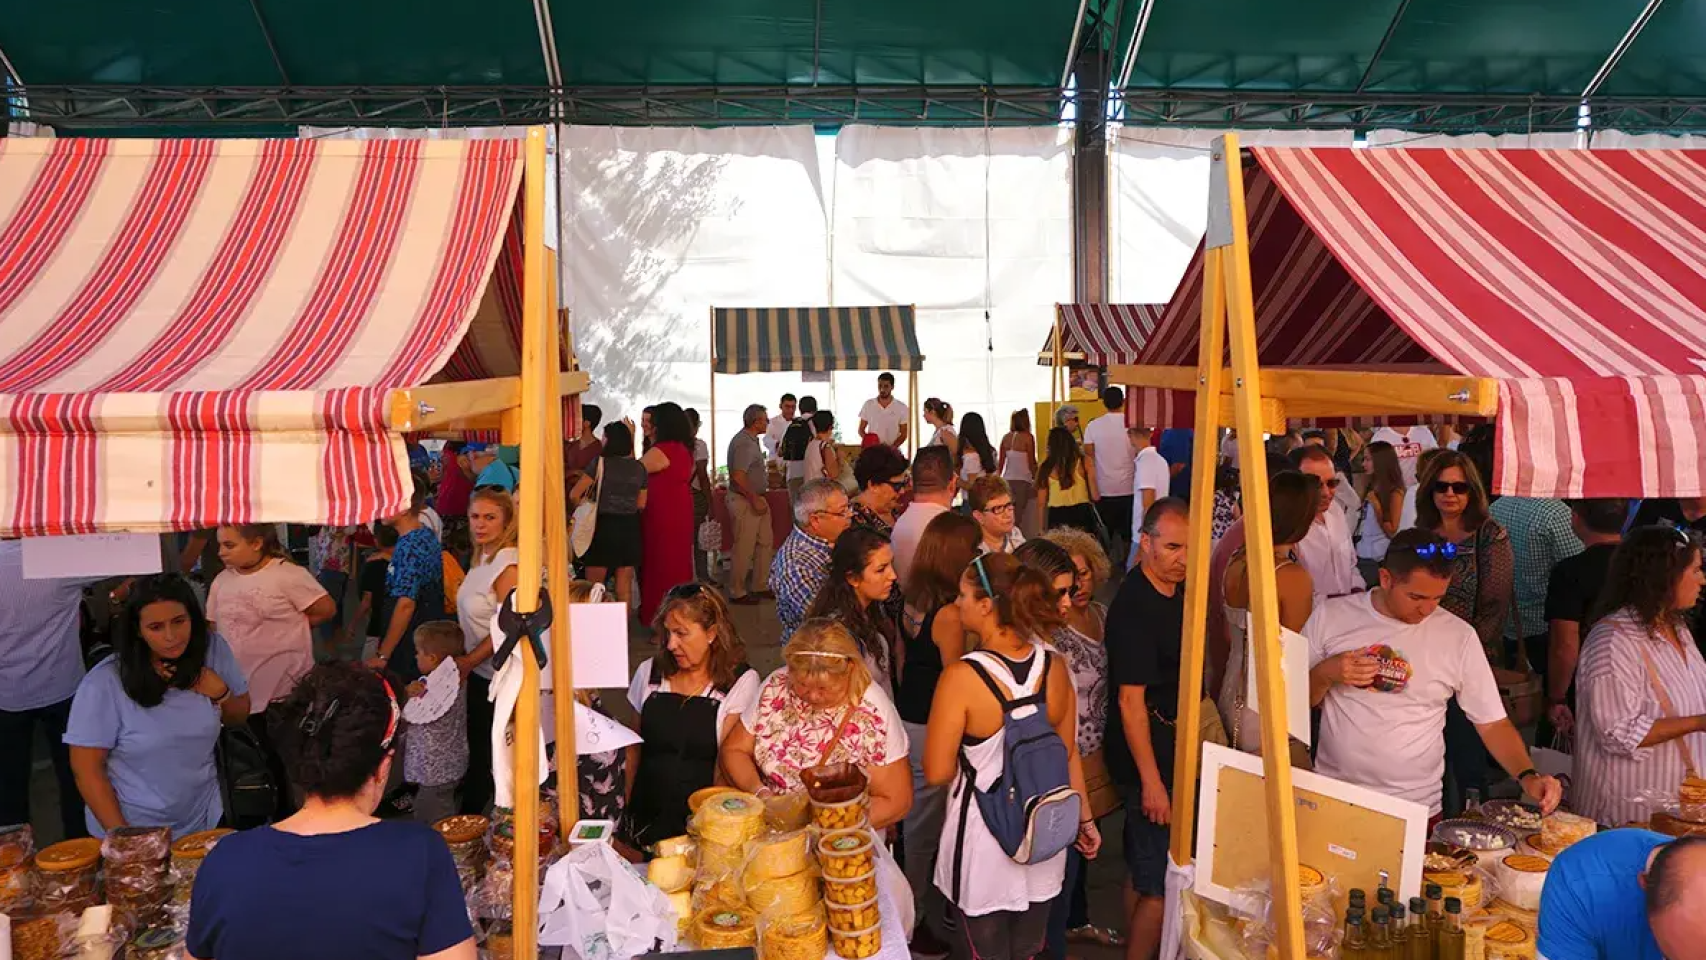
544 249 578 835
1052 309 1064 409
1221 133 1308 959
709 309 718 474
512 124 551 960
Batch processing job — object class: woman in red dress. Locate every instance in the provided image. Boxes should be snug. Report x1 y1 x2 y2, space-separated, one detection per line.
639 402 698 621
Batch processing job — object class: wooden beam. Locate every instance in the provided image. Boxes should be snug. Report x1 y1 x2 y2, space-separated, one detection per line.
543 217 579 836
1105 364 1499 418
389 371 591 433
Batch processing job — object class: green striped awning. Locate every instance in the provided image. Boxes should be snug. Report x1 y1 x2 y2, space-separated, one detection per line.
712 306 923 375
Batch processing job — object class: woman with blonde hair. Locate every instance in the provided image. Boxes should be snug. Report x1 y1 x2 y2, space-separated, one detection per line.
926 553 1098 959
451 486 520 814
622 583 759 845
722 619 914 829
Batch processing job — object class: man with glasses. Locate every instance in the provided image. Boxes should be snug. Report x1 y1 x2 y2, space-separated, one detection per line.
771 480 853 642
1291 444 1361 598
1306 529 1562 821
967 475 1025 555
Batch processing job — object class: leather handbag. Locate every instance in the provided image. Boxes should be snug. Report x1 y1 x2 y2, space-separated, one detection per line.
216 724 278 830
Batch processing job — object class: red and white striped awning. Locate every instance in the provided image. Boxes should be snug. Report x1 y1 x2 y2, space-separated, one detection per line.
0 137 530 535
1038 304 1165 366
1130 147 1706 499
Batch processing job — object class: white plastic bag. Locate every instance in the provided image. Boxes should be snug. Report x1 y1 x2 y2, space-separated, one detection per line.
872 831 915 939
539 841 679 960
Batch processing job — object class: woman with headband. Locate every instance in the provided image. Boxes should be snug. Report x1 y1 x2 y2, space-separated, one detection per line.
186 662 475 960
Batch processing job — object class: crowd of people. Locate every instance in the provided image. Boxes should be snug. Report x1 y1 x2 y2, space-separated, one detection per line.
5 370 1706 960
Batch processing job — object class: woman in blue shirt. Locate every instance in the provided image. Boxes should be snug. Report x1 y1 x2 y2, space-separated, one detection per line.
65 575 252 838
188 662 475 960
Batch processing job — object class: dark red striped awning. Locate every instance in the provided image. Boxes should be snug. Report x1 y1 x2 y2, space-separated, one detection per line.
1129 147 1706 499
0 137 531 535
1038 304 1165 366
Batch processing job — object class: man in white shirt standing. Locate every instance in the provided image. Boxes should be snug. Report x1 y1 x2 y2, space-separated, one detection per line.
890 447 956 583
857 372 910 450
1083 387 1136 567
765 393 798 460
1370 423 1437 487
1291 445 1361 598
1131 425 1172 566
1306 529 1562 819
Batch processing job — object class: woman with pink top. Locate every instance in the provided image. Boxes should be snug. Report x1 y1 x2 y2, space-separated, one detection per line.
207 524 335 817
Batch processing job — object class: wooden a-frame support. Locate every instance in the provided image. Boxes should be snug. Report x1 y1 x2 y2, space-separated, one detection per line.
1112 134 1500 960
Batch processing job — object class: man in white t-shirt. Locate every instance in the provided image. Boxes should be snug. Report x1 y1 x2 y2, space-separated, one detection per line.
1370 424 1437 487
1291 445 1362 598
1084 387 1136 564
1306 529 1562 818
890 447 955 584
1131 425 1172 565
765 393 797 460
857 372 911 450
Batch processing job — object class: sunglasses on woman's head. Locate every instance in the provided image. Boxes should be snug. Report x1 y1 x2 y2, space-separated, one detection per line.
1432 481 1472 495
666 582 707 600
1412 542 1459 560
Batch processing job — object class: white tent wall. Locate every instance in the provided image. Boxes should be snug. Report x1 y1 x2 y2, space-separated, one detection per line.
827 126 1073 441
556 125 831 457
1590 130 1706 149
1363 130 1580 148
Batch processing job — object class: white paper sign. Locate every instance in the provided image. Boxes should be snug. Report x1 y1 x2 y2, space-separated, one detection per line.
1242 619 1312 747
575 701 641 756
566 602 631 690
22 533 163 580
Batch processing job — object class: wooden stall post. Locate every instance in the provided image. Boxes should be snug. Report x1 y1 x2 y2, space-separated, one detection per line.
709 309 718 473
1214 133 1309 959
544 248 579 833
1051 308 1064 410
511 124 551 960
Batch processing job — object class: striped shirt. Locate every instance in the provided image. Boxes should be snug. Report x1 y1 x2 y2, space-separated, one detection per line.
1574 609 1706 827
1488 497 1582 641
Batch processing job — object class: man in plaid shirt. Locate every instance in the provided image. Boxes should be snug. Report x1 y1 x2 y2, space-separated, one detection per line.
1489 495 1583 680
771 479 854 642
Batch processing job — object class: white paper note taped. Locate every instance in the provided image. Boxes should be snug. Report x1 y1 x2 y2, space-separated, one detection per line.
22 533 163 580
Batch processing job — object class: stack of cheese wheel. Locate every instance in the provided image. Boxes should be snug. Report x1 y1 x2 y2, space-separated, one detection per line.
1540 811 1596 851
1423 870 1484 912
1492 854 1550 912
694 907 760 949
696 793 767 879
743 830 820 919
759 909 830 960
1466 916 1538 960
819 829 881 959
1296 864 1328 905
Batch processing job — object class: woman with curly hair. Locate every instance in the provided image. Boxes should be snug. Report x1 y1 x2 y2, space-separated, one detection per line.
185 662 475 960
1572 526 1706 826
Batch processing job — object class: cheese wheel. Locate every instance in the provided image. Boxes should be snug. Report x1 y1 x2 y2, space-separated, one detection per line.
747 830 811 882
1483 919 1537 959
694 907 759 949
1296 864 1327 903
697 794 767 847
649 854 695 893
667 890 694 932
745 868 822 918
656 835 697 860
1424 870 1485 912
1540 811 1596 850
1518 832 1566 861
1493 855 1550 912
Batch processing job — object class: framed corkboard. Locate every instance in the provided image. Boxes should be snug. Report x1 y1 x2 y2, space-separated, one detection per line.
1194 743 1429 910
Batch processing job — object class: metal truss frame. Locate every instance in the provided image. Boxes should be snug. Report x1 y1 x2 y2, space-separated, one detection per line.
10 83 1706 132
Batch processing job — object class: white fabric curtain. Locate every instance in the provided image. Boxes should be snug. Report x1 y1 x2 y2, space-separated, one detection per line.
556 125 829 454
1590 130 1706 149
1363 130 1580 149
1108 128 1353 304
828 126 1073 444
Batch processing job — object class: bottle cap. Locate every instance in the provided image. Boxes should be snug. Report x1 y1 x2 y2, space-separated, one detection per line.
1372 906 1389 921
1391 903 1407 920
1426 883 1443 898
1378 888 1395 904
1410 896 1427 913
1348 907 1364 920
1445 897 1463 914
1349 888 1367 902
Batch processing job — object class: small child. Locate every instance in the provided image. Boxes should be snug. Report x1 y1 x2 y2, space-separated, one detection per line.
401 620 468 825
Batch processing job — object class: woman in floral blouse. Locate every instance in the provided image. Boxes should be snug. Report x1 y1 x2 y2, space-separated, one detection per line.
721 619 914 829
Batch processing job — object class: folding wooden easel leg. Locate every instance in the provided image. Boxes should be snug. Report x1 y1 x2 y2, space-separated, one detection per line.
543 249 579 834
1218 133 1308 959
708 309 718 474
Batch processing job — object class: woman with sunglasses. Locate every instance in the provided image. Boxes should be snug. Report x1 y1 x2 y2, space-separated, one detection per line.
66 575 251 838
849 444 910 538
1415 449 1515 813
893 512 981 956
622 583 758 846
968 475 1026 555
1572 526 1706 826
925 552 1098 960
185 663 475 960
805 528 903 697
722 619 913 829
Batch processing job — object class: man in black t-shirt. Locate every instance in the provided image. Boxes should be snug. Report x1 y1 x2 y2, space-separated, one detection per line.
1104 496 1190 960
1543 498 1627 744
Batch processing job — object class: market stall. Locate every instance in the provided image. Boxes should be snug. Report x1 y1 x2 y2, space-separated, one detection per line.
1111 136 1706 959
707 305 924 468
1038 302 1164 405
0 129 583 960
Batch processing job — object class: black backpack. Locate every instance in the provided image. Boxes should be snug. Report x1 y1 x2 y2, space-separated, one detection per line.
781 417 813 462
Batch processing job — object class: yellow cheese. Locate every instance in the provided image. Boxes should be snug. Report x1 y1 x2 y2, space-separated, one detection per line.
656 835 697 860
1540 811 1595 850
1493 855 1550 912
667 890 694 932
648 854 694 893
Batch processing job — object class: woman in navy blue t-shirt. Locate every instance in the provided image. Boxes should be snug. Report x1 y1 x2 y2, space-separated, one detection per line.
187 663 474 960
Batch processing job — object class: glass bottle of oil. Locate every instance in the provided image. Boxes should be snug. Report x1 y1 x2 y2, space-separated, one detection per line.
1439 897 1467 960
1342 913 1370 960
1425 882 1445 953
1370 906 1395 960
1407 897 1432 960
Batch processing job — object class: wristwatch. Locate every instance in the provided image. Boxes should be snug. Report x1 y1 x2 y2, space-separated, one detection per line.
1516 767 1539 782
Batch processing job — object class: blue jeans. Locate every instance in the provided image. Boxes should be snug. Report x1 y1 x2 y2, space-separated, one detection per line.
1045 847 1090 959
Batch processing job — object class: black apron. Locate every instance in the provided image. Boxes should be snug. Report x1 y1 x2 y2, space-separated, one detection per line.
624 689 722 847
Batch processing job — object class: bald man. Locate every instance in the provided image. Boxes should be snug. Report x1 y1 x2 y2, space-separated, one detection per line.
1538 830 1706 960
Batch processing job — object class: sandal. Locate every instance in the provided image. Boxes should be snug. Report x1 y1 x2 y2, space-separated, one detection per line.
1067 925 1126 947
